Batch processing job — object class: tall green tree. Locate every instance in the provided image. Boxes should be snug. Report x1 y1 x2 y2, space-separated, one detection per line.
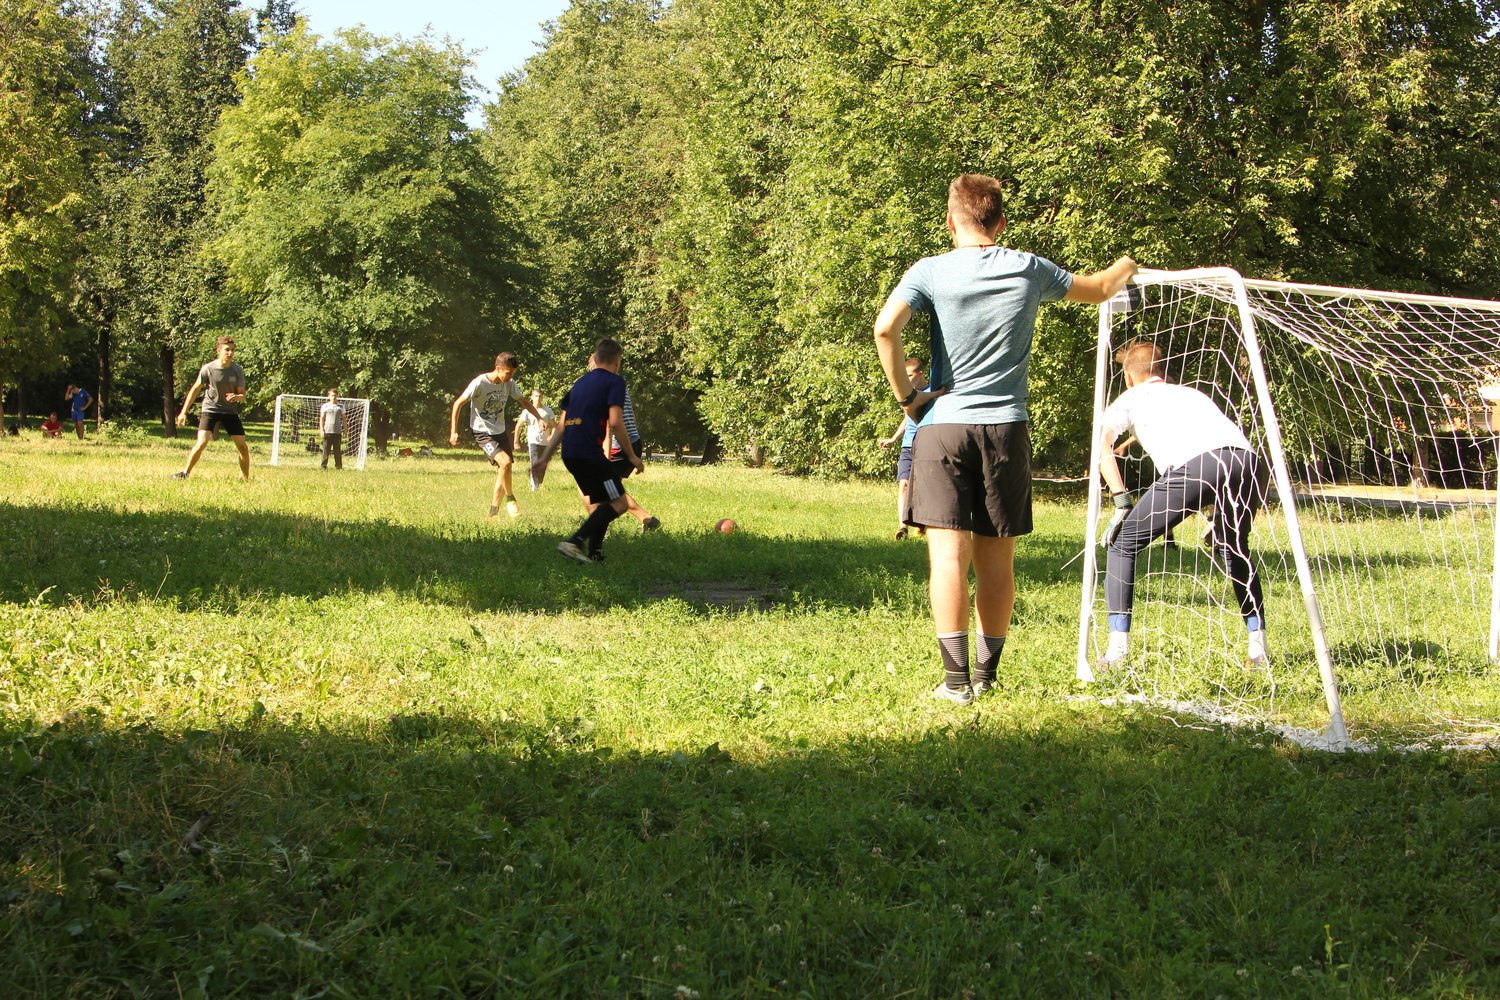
0 0 93 409
647 0 1500 472
100 0 252 433
207 24 531 449
481 0 706 454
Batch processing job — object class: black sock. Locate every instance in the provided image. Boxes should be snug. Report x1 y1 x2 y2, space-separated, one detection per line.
577 504 622 554
973 634 1006 686
937 632 969 689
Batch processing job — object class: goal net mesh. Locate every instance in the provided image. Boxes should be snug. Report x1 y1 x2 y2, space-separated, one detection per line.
270 395 371 471
1080 270 1500 747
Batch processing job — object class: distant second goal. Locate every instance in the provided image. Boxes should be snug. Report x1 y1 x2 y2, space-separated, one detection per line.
270 394 371 471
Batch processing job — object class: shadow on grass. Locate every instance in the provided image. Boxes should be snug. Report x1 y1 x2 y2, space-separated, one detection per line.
1 709 1496 996
0 500 1087 615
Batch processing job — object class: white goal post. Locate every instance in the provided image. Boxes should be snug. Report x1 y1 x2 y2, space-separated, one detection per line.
1077 268 1500 749
270 394 371 471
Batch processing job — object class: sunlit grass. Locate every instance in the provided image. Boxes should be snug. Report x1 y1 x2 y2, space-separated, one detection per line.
2 436 1498 997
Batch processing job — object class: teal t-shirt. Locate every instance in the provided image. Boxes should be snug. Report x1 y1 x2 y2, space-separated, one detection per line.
891 246 1073 425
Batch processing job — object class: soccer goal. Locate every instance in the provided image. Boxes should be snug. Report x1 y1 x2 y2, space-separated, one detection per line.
270 394 371 471
1077 268 1500 749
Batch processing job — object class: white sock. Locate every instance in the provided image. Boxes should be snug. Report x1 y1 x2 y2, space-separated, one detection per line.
1247 629 1267 660
1106 631 1130 661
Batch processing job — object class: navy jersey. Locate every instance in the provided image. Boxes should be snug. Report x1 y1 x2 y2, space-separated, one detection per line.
559 368 626 460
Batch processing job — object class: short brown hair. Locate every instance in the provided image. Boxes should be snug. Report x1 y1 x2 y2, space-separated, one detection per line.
1116 339 1166 380
216 335 236 349
495 351 519 370
593 338 623 366
948 174 1006 231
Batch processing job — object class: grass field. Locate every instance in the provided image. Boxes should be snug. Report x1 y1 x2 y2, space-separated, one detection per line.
3 432 1499 997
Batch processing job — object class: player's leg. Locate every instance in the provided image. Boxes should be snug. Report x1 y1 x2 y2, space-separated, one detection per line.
175 414 218 477
1210 449 1268 664
332 432 342 469
232 436 251 480
909 424 978 703
320 432 332 469
559 455 626 562
969 423 1032 692
895 445 914 540
1103 462 1209 665
971 534 1016 692
491 436 519 516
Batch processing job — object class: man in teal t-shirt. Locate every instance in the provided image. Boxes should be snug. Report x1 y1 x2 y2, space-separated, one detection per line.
874 173 1138 705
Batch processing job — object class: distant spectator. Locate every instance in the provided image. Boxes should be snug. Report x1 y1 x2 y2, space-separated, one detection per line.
65 384 94 439
41 413 63 438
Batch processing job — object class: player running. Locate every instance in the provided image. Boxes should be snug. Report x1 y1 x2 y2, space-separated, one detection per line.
172 336 251 481
449 352 545 518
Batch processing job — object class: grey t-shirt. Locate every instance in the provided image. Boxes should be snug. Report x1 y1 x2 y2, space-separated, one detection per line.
199 361 246 415
320 401 344 434
890 246 1073 425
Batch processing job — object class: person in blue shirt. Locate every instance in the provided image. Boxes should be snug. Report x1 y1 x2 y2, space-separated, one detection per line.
877 356 931 540
874 173 1138 705
65 384 94 440
534 338 644 563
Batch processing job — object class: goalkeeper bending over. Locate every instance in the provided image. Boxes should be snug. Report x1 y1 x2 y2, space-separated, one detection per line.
1096 339 1269 670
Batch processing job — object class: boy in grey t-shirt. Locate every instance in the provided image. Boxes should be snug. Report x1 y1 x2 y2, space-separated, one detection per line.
173 336 251 480
319 389 345 470
448 352 545 518
874 173 1138 705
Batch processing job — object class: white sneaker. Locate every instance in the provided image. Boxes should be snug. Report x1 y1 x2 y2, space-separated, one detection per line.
931 681 974 706
556 540 590 564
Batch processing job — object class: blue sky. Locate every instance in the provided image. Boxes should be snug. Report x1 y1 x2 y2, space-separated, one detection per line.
289 0 571 109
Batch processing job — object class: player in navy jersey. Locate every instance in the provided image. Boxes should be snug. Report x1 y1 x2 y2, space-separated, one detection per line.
534 338 644 563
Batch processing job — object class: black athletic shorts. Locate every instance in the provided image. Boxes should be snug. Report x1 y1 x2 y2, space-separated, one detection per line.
564 453 627 506
907 421 1032 537
608 437 644 480
473 432 513 465
199 411 246 437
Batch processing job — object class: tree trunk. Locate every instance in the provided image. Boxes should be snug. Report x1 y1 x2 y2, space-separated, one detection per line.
371 405 392 456
700 430 721 465
98 319 112 428
160 343 177 438
16 382 25 427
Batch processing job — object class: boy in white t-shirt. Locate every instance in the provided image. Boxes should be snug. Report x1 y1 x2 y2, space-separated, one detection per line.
513 388 557 491
1096 339 1268 670
449 352 545 517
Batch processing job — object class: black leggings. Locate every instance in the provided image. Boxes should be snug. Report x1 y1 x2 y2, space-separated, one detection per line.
1106 447 1267 628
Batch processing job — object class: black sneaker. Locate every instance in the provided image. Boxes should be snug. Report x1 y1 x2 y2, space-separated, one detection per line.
642 517 661 532
588 551 607 563
971 678 994 696
170 471 189 479
557 540 590 564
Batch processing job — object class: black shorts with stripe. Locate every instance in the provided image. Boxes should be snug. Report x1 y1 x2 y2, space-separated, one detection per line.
907 421 1032 537
564 453 627 505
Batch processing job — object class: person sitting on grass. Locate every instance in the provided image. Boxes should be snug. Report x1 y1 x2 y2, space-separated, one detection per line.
1096 338 1269 671
40 413 63 439
449 352 545 519
172 336 251 481
533 338 644 564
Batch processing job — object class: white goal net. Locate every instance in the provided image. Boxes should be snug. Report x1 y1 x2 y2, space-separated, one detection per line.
1077 268 1500 749
270 394 371 471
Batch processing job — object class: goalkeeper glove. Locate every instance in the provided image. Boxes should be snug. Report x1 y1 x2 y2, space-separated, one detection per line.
1102 491 1134 547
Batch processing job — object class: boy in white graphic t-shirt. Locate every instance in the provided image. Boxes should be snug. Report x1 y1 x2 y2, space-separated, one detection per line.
449 352 545 518
1095 339 1269 671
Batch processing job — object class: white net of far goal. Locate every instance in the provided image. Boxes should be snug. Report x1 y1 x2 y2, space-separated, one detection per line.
1077 268 1500 751
270 394 371 471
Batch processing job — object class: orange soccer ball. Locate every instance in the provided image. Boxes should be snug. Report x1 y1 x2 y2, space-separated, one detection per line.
715 518 735 534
